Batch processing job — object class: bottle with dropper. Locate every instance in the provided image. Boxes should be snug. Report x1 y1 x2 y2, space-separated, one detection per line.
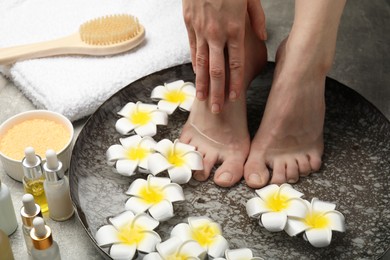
20 193 42 255
22 147 48 213
30 217 61 260
43 149 74 221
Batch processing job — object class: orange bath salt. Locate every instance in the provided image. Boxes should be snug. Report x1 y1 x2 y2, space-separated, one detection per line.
0 119 70 160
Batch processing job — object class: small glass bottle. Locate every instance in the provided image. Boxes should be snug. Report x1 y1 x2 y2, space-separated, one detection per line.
20 193 42 255
0 229 14 260
22 147 48 213
0 178 18 235
43 149 74 221
30 217 61 260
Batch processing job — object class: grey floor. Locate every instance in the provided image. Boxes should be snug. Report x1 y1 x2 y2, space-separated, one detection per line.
0 0 388 259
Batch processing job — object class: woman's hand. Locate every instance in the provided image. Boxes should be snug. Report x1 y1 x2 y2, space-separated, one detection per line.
182 0 266 113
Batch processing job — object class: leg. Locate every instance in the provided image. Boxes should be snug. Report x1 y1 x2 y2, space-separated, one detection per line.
180 16 267 187
244 0 347 188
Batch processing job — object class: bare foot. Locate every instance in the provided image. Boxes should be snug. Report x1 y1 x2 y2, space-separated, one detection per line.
244 36 332 188
180 20 267 187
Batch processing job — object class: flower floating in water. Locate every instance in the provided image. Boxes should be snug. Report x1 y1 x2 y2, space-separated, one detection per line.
125 175 185 221
151 80 196 114
144 236 206 260
148 139 203 184
106 135 157 176
95 211 161 260
116 101 168 137
246 184 307 232
284 198 346 248
170 216 229 258
214 248 264 260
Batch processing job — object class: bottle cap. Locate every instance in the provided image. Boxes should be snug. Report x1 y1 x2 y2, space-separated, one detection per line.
43 149 64 182
22 147 43 180
30 217 53 250
20 194 42 227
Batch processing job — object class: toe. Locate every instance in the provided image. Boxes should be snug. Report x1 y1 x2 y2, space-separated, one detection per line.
285 158 299 183
244 156 270 188
193 152 218 182
296 154 311 176
214 156 245 187
308 151 322 172
270 159 287 184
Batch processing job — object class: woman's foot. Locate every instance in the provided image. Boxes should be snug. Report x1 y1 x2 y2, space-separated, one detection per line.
180 20 267 187
244 36 332 188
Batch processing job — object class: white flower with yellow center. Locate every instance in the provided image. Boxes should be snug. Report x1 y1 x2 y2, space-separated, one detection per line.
125 175 185 222
246 184 307 232
284 198 346 248
116 101 168 137
106 135 157 176
144 236 206 260
95 211 161 260
170 216 229 258
151 80 196 115
148 139 203 184
214 248 264 260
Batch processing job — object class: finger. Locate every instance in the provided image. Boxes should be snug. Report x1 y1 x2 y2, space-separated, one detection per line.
195 37 210 101
248 0 267 40
226 32 245 101
208 43 226 114
182 0 197 71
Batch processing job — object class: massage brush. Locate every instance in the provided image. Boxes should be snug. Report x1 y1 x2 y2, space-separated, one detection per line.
0 14 145 64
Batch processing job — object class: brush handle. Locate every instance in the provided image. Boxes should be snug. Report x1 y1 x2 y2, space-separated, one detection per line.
0 34 81 65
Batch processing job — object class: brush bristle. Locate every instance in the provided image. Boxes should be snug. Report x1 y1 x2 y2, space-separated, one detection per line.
79 14 142 45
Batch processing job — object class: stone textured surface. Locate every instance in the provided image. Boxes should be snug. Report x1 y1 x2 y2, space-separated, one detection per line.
70 63 389 259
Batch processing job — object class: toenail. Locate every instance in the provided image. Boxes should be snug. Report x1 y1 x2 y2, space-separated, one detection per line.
248 173 262 184
196 91 205 100
229 90 237 100
219 172 233 182
288 178 297 184
211 103 220 114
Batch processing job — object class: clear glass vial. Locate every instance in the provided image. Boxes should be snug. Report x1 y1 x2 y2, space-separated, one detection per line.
20 193 42 255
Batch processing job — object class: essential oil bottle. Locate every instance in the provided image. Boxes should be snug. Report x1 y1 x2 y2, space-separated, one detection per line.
0 228 14 260
22 147 48 213
0 178 18 235
20 193 42 255
30 217 61 260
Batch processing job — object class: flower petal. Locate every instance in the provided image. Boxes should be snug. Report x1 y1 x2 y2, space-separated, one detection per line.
225 248 253 259
116 159 139 176
148 153 171 175
188 216 214 230
174 141 196 153
109 211 135 229
168 166 192 184
119 135 142 148
179 240 207 258
136 230 162 253
304 228 332 247
246 197 269 218
133 213 160 231
135 122 157 137
158 100 179 115
285 197 308 218
154 139 174 156
117 102 136 117
115 117 136 135
208 234 229 258
125 197 151 214
167 80 185 91
279 183 304 198
170 223 192 240
261 211 287 232
183 151 204 170
284 218 308 237
106 144 126 165
151 85 168 100
324 211 346 232
109 244 137 260
151 110 168 125
148 175 172 187
156 236 183 257
144 252 163 260
179 96 195 111
149 200 174 222
181 82 196 95
312 198 336 212
138 102 158 112
95 225 120 246
125 178 147 196
255 184 280 201
139 136 157 149
139 156 151 170
163 183 185 202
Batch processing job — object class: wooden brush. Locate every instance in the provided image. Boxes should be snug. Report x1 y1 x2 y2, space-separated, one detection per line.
0 14 145 64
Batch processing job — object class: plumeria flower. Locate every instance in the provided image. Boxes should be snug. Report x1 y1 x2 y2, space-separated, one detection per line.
151 80 196 114
214 248 264 260
95 211 161 260
106 135 157 176
246 184 307 232
170 216 229 258
125 175 185 221
115 101 168 137
144 236 206 260
284 198 346 248
148 139 203 184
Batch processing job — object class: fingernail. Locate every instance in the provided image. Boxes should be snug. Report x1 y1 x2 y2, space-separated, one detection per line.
248 173 262 184
219 172 233 182
196 91 204 100
211 103 220 114
229 90 237 100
